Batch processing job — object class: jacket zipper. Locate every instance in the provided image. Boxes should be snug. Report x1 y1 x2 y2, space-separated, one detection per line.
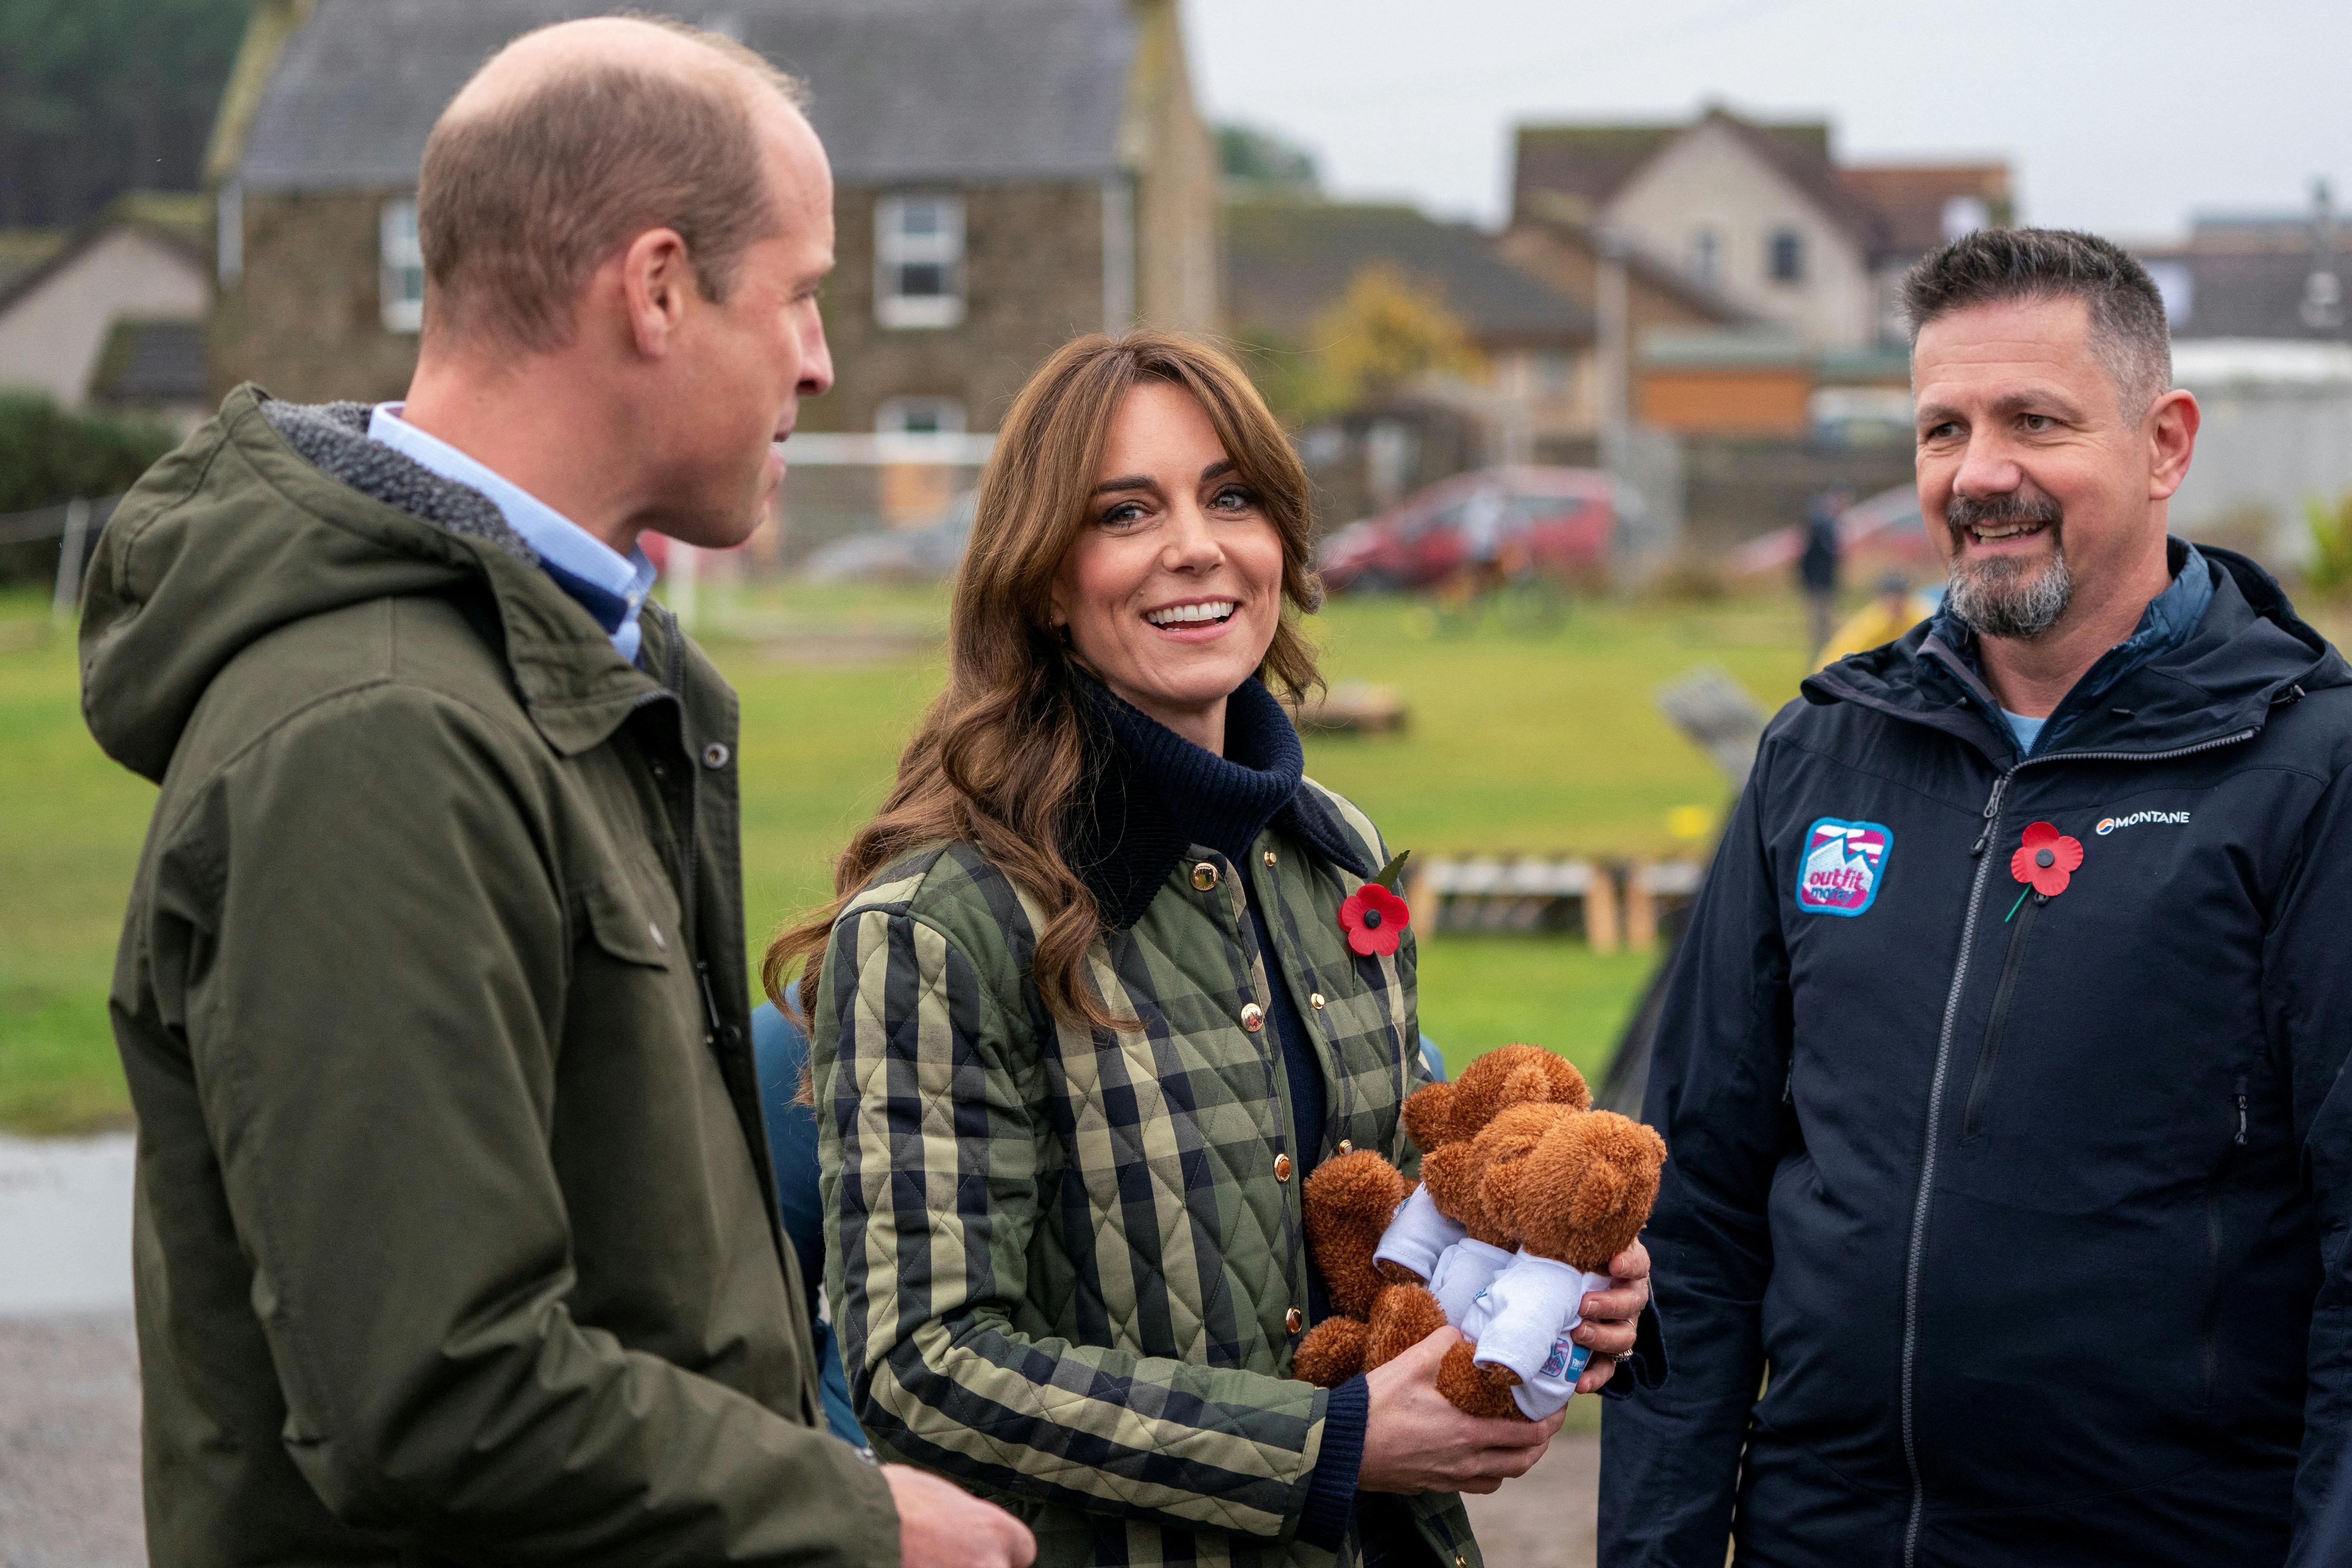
2200 1072 2250 1407
1898 725 2258 1568
1959 894 2040 1143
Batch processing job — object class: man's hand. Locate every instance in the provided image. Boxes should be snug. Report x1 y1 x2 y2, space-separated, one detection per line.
1358 1328 1566 1495
1571 1239 1653 1395
883 1464 1037 1568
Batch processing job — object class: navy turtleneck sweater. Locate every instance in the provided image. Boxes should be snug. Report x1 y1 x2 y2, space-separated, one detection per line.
1080 676 1370 1553
1085 679 1327 1193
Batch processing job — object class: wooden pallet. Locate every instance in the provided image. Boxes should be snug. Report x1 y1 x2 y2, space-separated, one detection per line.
1405 856 1702 950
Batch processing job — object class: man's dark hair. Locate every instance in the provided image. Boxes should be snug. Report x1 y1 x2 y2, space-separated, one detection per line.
1900 227 2172 418
417 20 808 353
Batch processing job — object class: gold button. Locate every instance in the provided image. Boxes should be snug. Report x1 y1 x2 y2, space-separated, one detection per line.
1191 861 1220 891
1274 1153 1293 1182
1240 1002 1265 1032
1286 1307 1304 1335
1309 992 1326 1011
1338 1139 1353 1155
1263 849 1278 868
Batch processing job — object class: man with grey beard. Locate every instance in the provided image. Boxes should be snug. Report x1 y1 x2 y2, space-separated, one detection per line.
1601 227 2352 1566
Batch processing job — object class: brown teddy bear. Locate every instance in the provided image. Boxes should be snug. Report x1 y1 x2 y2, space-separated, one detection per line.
1429 1101 1667 1420
1292 1051 1665 1423
1290 1045 1592 1388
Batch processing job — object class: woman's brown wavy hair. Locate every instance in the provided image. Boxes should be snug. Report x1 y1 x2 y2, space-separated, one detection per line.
762 330 1324 1029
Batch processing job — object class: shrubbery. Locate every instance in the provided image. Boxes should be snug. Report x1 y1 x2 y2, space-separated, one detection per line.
2306 492 2352 601
0 394 175 585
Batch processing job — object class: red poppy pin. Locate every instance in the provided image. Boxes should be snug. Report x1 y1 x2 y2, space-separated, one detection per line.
1340 850 1413 957
2004 821 2083 920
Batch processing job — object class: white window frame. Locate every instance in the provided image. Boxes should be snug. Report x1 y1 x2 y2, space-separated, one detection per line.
380 197 425 333
875 194 966 329
875 396 969 436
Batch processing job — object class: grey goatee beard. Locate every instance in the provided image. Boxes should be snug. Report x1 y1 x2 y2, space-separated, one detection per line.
1944 493 2072 641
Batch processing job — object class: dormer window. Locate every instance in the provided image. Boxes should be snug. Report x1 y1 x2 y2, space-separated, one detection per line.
876 195 965 329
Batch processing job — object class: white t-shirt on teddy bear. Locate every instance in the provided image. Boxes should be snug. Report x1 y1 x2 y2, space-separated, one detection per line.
1426 1237 1517 1328
1463 1250 1616 1420
1373 1184 1469 1282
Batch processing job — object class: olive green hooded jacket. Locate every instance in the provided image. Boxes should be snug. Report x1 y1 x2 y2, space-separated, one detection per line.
80 388 900 1566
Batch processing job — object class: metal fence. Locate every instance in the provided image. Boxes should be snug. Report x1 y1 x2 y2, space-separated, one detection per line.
0 495 123 622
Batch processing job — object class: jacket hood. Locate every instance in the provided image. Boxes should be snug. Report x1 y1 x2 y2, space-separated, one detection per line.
1803 544 2351 763
81 387 654 782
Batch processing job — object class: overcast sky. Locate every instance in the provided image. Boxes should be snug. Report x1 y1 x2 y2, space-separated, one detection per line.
1186 0 2348 242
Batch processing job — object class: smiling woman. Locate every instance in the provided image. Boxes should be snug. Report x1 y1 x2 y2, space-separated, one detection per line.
767 332 1586 1568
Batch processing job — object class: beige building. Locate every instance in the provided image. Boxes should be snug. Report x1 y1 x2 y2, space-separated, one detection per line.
207 0 1219 431
1511 109 2011 353
0 193 210 429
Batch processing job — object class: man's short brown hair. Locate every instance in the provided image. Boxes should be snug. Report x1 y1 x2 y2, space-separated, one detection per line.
417 17 808 353
1900 227 2173 419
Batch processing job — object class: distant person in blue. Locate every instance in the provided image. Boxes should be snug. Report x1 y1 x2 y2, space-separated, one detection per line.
1797 484 1850 657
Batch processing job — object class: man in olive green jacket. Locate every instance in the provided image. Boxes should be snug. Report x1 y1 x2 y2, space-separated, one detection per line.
78 18 1031 1567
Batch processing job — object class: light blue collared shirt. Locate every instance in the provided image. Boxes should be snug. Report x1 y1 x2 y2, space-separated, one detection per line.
368 403 657 664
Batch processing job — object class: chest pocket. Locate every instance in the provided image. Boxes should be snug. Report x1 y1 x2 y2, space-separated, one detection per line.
579 871 677 970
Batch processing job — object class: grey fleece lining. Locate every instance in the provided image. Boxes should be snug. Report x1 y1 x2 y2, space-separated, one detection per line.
260 399 539 567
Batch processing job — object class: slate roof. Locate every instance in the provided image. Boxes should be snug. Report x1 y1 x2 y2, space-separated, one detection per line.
2135 243 2352 345
92 319 211 405
0 196 207 320
1838 164 2013 259
1225 200 1593 350
1511 109 1890 253
1512 112 1837 224
239 0 1137 192
0 231 66 298
1509 123 1682 223
1499 211 1751 325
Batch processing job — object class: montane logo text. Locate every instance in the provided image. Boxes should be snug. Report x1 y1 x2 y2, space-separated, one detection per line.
2096 811 2191 835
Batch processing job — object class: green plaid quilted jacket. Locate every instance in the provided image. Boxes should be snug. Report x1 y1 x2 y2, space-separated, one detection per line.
811 775 1483 1568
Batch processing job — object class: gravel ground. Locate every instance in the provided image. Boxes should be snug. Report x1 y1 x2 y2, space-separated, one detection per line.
0 1313 144 1568
0 1308 1592 1568
0 1111 1591 1568
1463 1431 1601 1568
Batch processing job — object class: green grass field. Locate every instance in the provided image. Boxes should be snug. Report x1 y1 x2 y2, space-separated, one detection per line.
0 582 1815 1133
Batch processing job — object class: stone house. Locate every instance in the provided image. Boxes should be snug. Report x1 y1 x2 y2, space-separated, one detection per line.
207 0 1219 434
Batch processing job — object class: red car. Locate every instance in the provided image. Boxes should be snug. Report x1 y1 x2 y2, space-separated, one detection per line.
1316 467 1626 592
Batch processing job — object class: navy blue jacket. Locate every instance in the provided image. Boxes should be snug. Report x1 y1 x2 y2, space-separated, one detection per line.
1602 548 2352 1566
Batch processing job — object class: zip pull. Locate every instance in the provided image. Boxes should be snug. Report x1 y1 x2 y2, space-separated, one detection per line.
1782 1065 1794 1106
1969 773 2015 857
2232 1074 2249 1147
696 959 725 1045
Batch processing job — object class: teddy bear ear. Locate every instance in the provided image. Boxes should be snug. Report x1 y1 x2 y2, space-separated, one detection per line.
1399 1082 1455 1151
